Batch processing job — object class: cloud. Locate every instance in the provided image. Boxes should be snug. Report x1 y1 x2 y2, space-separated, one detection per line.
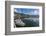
14 9 22 13
14 9 18 12
33 10 39 15
14 8 39 15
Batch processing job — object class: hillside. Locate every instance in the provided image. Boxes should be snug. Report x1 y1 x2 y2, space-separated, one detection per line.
14 12 39 18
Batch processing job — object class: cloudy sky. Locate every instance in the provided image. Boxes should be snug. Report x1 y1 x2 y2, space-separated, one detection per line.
14 8 39 15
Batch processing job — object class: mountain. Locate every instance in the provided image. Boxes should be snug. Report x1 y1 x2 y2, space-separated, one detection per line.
14 12 39 18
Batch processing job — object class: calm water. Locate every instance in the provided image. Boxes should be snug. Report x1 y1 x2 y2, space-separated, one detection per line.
16 17 39 27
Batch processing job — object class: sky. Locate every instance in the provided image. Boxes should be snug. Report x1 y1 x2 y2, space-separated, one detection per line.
14 8 39 15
